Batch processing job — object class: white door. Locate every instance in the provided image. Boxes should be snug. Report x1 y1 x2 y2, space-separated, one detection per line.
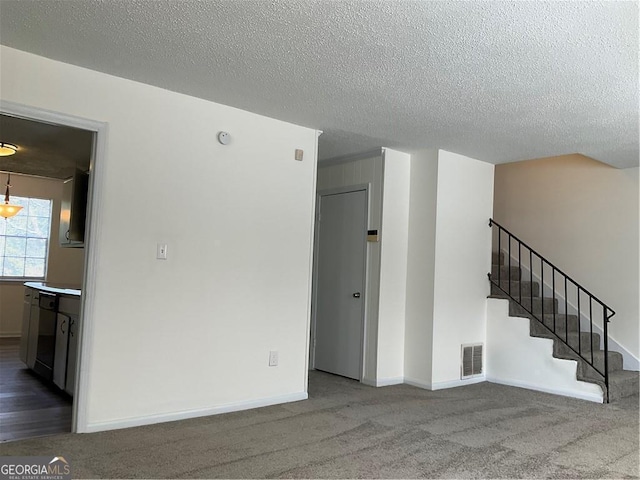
313 189 367 380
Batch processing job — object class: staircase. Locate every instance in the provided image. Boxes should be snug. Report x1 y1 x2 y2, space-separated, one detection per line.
489 220 639 403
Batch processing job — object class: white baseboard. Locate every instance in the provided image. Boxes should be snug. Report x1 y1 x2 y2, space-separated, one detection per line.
403 377 432 390
367 376 486 391
362 377 404 387
486 375 603 403
82 391 308 434
430 376 486 390
361 377 377 387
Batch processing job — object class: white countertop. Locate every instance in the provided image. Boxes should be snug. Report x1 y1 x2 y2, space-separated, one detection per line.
24 282 81 296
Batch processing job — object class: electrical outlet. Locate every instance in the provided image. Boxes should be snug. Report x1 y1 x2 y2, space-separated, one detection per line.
269 350 278 367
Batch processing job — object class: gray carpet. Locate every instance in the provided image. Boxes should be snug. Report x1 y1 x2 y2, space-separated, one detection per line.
1 371 638 479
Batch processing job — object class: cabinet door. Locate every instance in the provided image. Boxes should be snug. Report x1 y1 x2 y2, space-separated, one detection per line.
19 289 33 364
60 170 88 247
69 171 88 242
65 316 78 396
59 178 72 246
53 313 70 390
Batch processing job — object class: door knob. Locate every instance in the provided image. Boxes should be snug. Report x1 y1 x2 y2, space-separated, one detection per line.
352 292 361 298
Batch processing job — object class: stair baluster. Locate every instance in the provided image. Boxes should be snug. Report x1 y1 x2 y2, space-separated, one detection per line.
488 219 616 402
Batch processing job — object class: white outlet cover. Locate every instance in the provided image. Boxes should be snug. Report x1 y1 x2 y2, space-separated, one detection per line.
217 131 231 145
269 350 278 366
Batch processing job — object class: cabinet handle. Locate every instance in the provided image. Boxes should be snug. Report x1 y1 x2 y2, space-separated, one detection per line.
61 319 67 334
65 230 70 240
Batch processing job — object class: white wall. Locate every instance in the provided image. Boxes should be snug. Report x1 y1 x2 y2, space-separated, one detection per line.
376 148 411 383
493 155 639 361
316 149 494 389
486 298 603 402
316 152 383 383
0 173 85 336
1 46 319 431
403 149 438 388
431 150 494 387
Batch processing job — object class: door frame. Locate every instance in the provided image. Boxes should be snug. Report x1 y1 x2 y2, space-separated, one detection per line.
310 184 369 381
1 99 107 433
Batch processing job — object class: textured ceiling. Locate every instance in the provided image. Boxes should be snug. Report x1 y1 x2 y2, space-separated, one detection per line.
0 115 93 179
0 1 637 168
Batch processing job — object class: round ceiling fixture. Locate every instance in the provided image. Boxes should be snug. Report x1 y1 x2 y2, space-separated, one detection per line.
0 142 18 157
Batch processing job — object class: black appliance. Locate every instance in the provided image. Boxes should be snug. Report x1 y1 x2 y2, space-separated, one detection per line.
33 292 58 380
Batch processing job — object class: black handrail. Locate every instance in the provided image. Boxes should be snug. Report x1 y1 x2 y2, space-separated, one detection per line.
488 219 615 403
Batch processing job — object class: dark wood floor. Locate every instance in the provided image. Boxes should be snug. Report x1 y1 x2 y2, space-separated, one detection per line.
0 337 72 442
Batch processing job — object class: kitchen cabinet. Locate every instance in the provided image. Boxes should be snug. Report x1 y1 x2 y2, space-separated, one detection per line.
60 169 88 248
20 287 42 370
65 315 78 396
58 295 80 396
20 284 81 396
53 312 70 390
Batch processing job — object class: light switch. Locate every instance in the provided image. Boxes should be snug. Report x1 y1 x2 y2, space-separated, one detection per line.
295 149 304 161
156 243 168 260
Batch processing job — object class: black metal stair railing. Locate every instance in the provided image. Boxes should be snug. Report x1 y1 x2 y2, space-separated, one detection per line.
488 219 615 403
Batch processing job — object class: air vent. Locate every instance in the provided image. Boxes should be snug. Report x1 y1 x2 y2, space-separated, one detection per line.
461 344 483 379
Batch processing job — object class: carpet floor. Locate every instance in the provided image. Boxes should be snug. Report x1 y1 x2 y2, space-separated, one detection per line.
0 371 638 479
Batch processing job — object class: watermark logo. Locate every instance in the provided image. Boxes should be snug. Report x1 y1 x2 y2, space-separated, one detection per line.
1 456 71 480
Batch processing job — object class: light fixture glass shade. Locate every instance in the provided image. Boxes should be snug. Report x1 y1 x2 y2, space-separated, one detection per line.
0 143 18 156
1 173 22 218
0 203 23 219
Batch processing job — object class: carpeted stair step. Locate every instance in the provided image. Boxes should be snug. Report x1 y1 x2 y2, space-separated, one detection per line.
491 265 521 280
508 296 558 316
553 334 600 358
488 247 637 404
490 280 539 298
575 366 639 402
541 314 580 334
529 318 601 360
529 319 600 351
607 370 640 402
591 350 624 374
568 349 624 375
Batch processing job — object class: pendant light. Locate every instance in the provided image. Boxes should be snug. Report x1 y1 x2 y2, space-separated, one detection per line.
0 173 23 219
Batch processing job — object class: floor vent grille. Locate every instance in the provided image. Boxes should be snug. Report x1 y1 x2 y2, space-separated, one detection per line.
461 344 483 379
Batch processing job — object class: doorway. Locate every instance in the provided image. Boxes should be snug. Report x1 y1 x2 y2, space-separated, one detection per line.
0 100 106 439
312 187 367 380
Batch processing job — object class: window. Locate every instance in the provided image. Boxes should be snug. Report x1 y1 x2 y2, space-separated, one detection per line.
0 196 53 279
